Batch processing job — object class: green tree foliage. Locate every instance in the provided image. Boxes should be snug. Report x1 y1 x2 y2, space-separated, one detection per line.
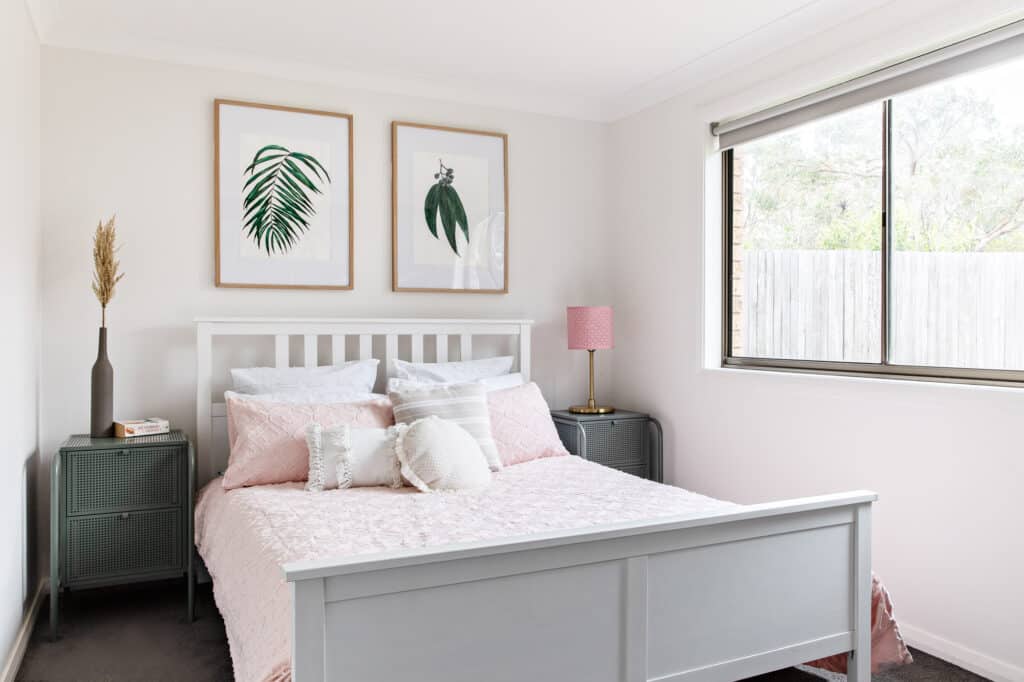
893 86 1024 252
740 80 1024 253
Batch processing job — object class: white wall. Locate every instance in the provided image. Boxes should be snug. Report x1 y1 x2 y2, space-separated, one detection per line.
0 0 41 667
38 46 612 567
608 2 1024 680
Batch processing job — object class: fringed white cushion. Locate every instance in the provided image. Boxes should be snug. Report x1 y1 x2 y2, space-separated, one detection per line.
305 423 403 491
394 416 492 493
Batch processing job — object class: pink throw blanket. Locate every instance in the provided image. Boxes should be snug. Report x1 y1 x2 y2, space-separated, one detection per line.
806 574 913 673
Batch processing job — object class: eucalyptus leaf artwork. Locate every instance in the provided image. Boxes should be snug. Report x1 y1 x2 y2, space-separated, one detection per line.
241 144 331 255
392 121 508 293
424 160 470 255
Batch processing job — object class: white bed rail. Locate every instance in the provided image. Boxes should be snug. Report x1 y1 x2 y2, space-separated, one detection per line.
284 490 875 682
195 317 532 484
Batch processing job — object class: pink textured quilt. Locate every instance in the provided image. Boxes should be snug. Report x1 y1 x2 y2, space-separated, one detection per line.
195 456 908 682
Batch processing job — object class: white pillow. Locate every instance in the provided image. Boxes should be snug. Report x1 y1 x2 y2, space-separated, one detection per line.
389 382 501 471
231 360 379 395
385 373 525 394
305 423 403 492
395 416 491 492
393 356 514 383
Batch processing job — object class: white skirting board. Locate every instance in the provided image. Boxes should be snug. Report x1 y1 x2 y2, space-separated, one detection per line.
0 578 47 682
901 622 1024 682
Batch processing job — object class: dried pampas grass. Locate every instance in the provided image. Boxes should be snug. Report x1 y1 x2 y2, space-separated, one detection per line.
91 216 125 327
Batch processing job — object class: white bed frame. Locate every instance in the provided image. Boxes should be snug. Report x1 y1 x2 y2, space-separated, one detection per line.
195 317 875 682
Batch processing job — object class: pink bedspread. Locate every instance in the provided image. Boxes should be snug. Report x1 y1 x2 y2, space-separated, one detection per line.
194 456 909 682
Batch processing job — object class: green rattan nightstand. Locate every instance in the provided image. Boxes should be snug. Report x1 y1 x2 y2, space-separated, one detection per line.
551 410 663 482
50 430 195 640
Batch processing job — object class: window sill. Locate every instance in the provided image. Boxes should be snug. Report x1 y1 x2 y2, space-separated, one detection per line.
707 359 1024 395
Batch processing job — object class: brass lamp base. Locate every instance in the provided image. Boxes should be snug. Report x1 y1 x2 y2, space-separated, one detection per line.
570 349 613 414
569 404 615 415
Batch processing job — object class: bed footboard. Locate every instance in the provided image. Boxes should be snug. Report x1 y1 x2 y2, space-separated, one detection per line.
285 491 875 682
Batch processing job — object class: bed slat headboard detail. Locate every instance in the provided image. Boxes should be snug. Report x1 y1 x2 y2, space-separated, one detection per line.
195 317 533 485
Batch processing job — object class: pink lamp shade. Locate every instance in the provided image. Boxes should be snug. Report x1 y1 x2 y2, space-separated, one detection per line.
567 306 614 350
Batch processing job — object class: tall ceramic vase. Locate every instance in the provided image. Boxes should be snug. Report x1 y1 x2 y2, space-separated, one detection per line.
90 327 114 438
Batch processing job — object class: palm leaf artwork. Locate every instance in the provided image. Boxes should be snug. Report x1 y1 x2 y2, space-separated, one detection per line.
424 160 469 255
241 145 331 255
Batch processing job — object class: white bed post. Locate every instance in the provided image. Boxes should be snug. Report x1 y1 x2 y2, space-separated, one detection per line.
195 322 213 484
624 556 648 682
518 323 531 381
292 579 326 681
303 335 318 368
849 502 872 681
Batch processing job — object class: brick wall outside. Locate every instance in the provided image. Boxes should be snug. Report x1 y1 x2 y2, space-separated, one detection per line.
730 151 745 355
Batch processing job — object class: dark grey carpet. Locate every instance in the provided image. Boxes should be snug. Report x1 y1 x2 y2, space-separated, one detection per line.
20 580 231 682
18 581 989 681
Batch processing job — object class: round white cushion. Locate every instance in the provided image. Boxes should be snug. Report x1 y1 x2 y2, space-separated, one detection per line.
395 416 492 492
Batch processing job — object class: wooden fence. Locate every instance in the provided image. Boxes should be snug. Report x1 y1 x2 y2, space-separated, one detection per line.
739 250 1024 370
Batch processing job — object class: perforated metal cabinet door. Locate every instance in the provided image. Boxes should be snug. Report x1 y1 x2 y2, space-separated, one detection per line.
65 446 184 515
582 419 647 467
65 509 183 583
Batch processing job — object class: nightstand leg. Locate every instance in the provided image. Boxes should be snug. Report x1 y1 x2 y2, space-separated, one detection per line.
187 441 196 623
187 565 195 622
48 578 58 642
50 450 61 641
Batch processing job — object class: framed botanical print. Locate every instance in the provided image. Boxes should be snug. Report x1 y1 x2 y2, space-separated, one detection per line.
215 99 353 289
392 121 508 293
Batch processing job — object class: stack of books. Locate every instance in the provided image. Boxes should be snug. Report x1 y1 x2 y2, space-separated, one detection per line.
114 418 170 438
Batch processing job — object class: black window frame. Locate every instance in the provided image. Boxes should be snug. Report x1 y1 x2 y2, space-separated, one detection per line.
721 98 1024 388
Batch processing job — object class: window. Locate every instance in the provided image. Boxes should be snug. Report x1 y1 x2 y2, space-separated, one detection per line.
890 61 1024 371
722 53 1024 385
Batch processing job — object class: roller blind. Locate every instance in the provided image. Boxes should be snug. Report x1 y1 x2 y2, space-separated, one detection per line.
713 19 1024 150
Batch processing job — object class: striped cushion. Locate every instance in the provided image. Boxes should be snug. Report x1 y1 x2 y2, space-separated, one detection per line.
388 383 501 471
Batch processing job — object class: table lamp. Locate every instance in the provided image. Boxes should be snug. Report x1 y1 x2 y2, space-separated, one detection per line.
567 306 614 414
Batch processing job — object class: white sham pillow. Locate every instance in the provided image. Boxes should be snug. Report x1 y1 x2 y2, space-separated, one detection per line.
393 356 514 383
395 416 491 492
231 360 379 395
305 423 403 492
385 373 525 394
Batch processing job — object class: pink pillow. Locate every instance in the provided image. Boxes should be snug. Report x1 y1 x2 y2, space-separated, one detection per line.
487 382 569 466
223 395 394 489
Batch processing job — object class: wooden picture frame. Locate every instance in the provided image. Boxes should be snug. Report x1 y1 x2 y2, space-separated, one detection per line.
215 99 354 290
391 121 509 293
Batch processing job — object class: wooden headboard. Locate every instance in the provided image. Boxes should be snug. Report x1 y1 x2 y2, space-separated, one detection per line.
194 317 533 485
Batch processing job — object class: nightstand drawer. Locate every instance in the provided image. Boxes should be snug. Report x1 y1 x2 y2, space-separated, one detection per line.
66 446 184 515
65 509 183 584
583 419 645 466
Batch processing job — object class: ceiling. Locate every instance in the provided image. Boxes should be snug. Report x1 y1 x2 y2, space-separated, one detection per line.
24 0 952 121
